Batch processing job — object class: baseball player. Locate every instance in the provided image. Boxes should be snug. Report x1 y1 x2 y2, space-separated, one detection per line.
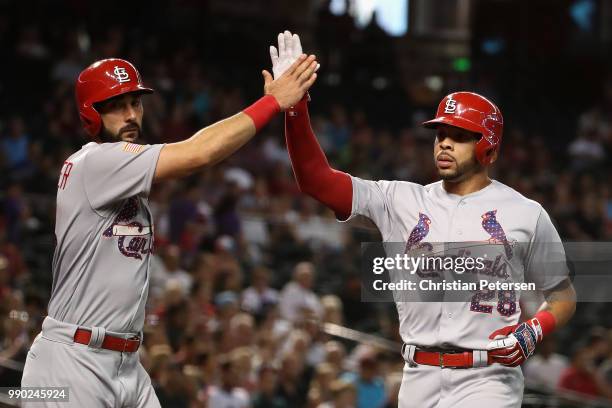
20 55 318 407
271 31 576 407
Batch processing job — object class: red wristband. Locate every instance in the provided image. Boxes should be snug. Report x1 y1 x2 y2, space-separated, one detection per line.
243 95 281 132
532 310 556 338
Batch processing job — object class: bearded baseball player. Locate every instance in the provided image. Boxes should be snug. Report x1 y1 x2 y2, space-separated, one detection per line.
20 55 318 407
271 31 576 407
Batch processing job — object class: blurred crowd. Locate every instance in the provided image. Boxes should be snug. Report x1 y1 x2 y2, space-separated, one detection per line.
2 1 612 407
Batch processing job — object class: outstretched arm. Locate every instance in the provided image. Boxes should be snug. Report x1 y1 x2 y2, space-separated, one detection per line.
154 54 318 182
271 30 352 219
285 98 353 219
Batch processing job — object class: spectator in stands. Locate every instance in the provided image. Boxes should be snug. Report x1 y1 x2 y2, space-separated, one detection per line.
523 335 569 390
289 198 345 250
148 344 173 384
318 379 357 408
279 262 323 322
208 353 250 408
276 352 309 407
3 184 28 244
227 313 256 350
252 364 288 408
195 351 217 388
241 266 279 316
568 112 607 170
308 362 337 404
341 348 386 408
0 309 29 386
161 245 193 296
154 362 193 408
558 344 610 398
168 185 202 244
165 300 191 352
324 340 348 375
321 294 344 325
1 117 31 174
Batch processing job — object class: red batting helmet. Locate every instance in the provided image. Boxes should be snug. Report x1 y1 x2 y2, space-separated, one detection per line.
75 58 154 138
423 92 503 166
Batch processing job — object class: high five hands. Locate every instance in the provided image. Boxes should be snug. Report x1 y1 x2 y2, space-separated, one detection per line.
270 30 320 79
262 30 319 110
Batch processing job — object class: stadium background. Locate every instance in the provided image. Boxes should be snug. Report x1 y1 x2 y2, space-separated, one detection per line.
1 0 612 406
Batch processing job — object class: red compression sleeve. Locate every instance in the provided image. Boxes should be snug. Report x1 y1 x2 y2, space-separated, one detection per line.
285 98 352 219
243 95 281 132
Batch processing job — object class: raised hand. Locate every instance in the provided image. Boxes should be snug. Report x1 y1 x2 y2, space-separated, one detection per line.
262 54 318 111
270 30 319 80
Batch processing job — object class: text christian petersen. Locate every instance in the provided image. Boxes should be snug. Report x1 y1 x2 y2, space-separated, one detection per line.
370 254 536 292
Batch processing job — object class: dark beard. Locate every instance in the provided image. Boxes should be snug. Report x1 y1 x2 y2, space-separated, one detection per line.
98 124 143 143
439 156 481 182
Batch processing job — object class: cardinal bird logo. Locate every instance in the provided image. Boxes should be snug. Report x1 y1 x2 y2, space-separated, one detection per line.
405 213 432 252
481 210 513 259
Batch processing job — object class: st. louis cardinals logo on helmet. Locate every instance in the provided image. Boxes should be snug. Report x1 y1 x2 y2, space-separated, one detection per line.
113 66 131 83
444 97 457 114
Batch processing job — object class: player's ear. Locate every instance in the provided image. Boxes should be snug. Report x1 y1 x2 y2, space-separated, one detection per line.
488 148 498 164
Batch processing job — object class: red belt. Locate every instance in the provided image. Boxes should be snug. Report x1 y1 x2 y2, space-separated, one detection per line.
413 350 491 368
73 328 141 353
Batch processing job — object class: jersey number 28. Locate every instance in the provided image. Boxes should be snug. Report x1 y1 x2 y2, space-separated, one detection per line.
470 289 516 316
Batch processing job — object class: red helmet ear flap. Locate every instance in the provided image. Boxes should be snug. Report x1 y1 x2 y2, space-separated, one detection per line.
77 102 101 137
475 136 497 166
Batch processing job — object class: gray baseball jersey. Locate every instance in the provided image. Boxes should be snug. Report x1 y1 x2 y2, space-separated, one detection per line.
347 177 568 350
48 141 163 333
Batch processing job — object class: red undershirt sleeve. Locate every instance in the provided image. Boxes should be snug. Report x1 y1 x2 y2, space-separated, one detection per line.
284 98 353 220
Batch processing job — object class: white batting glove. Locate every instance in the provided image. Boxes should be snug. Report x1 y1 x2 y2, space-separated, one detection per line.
270 30 319 80
486 321 541 367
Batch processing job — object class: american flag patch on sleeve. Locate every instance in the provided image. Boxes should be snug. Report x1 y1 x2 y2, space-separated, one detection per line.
122 143 144 154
